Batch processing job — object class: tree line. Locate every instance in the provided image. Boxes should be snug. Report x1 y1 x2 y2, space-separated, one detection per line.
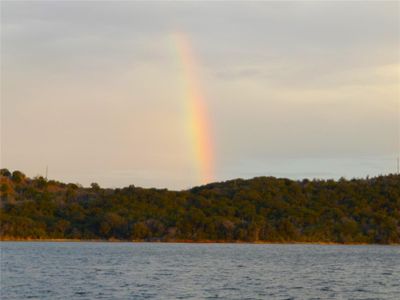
1 169 399 243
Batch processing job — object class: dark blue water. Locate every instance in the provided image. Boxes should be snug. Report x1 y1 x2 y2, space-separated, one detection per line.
1 242 399 299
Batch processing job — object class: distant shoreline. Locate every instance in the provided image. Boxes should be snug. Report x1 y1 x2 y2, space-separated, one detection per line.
2 171 399 245
1 238 398 245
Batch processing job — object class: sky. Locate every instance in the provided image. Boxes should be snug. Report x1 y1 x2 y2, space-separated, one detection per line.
1 1 399 190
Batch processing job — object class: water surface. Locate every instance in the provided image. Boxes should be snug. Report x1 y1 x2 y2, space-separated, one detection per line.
1 242 399 299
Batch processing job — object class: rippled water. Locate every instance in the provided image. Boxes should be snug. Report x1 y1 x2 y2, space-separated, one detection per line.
1 242 399 299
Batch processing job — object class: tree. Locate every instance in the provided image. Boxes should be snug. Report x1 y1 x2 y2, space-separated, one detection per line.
11 171 25 183
91 182 100 191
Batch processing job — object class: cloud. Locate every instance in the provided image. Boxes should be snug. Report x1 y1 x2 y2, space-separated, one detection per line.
1 1 399 188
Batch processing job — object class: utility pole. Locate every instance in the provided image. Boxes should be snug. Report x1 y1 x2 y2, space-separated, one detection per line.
45 165 48 180
397 157 399 174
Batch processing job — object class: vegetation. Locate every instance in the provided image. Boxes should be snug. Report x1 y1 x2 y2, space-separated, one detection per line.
1 169 399 244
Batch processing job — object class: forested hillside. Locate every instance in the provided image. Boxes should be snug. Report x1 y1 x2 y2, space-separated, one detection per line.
1 169 399 243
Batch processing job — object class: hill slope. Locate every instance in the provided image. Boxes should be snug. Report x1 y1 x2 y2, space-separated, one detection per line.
1 169 399 243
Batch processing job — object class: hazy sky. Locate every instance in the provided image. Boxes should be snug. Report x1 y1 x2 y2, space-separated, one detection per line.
1 1 399 189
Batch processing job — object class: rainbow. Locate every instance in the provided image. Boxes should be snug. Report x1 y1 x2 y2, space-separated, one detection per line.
172 32 215 184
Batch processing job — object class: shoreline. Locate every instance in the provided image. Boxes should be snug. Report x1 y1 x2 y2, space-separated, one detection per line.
0 238 397 245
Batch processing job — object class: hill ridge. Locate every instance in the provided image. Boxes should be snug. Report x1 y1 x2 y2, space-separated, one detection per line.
1 169 399 244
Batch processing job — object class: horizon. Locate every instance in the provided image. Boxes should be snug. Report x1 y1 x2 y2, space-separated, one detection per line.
2 167 399 192
1 1 399 189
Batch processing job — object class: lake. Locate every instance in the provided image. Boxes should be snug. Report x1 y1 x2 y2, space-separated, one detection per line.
1 242 399 299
